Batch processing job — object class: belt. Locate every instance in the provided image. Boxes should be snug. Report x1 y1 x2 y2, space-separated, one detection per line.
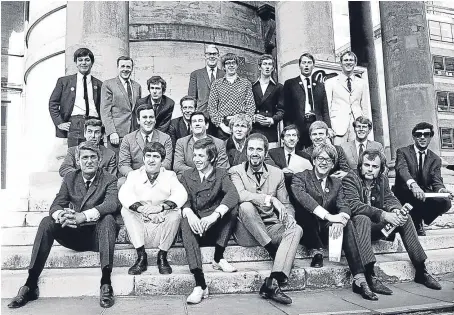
70 115 98 120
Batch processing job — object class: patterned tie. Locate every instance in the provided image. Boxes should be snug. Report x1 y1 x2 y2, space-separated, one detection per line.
126 79 133 105
287 153 291 166
253 171 263 183
83 75 89 116
305 77 314 112
145 135 150 144
358 143 364 158
347 77 352 93
417 151 424 185
210 69 215 83
85 180 91 190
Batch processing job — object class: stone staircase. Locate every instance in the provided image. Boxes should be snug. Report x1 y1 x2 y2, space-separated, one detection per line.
2 173 454 298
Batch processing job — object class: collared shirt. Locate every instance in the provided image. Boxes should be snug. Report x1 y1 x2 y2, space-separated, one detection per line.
118 76 134 102
206 66 218 81
72 72 97 117
232 138 246 152
315 174 327 191
414 145 428 167
141 131 154 144
198 168 213 182
300 74 313 114
284 147 313 173
254 77 276 95
355 139 368 157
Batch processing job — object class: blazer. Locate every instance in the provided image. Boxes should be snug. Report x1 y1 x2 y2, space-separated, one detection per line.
342 170 401 223
118 129 173 176
188 67 225 115
251 79 284 142
49 169 119 217
168 117 191 149
49 74 103 138
340 140 384 170
135 95 175 133
174 134 229 176
303 145 351 173
180 168 239 217
100 77 142 138
59 145 117 178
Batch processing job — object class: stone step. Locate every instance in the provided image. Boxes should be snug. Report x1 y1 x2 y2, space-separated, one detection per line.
2 247 453 298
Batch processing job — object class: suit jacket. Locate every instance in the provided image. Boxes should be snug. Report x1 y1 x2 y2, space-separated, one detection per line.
49 74 103 138
168 117 191 149
174 134 229 176
251 79 284 142
340 140 384 170
304 145 350 173
100 77 142 138
118 129 173 176
342 170 401 223
188 67 225 115
59 145 117 178
135 95 175 133
49 169 119 217
180 168 239 217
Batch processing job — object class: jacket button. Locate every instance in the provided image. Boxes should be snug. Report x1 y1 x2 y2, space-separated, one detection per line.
265 110 268 113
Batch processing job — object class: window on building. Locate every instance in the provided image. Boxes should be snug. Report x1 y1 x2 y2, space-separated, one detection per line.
429 21 442 40
436 91 454 112
434 55 444 71
440 22 454 42
440 127 454 149
445 57 454 71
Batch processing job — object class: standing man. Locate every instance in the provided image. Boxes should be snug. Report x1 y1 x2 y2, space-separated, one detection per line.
282 52 331 149
168 96 196 149
340 116 384 169
325 51 370 145
251 54 284 144
49 48 103 147
208 53 255 140
8 142 119 309
100 56 142 155
229 133 303 305
394 122 453 236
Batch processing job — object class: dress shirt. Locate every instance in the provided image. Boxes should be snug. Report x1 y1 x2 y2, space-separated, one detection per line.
72 72 97 117
406 145 429 189
141 131 154 144
312 174 330 220
233 138 246 152
355 139 368 157
300 74 313 114
206 66 218 81
119 76 134 102
284 147 313 173
198 168 213 182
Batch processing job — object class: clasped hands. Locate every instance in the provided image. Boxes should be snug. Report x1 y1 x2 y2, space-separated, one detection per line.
138 202 166 224
254 114 274 127
57 208 86 228
186 209 220 237
383 209 408 227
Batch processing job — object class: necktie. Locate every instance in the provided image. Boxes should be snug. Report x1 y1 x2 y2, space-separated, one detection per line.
201 175 205 183
417 151 424 184
358 143 364 158
85 180 91 190
210 69 215 83
319 178 324 190
287 153 291 166
126 79 133 105
253 171 263 183
145 135 150 144
83 75 89 117
347 77 352 93
305 78 314 112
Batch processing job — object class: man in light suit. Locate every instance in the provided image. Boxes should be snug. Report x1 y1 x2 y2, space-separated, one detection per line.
340 116 384 169
229 133 303 305
59 119 117 177
8 142 119 309
174 111 229 176
49 48 103 147
168 95 196 149
119 142 187 275
100 56 142 155
325 51 370 145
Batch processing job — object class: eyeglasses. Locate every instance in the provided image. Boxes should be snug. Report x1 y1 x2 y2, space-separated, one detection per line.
315 156 333 164
413 132 432 138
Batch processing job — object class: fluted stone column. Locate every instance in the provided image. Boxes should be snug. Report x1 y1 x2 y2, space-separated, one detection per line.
380 2 439 158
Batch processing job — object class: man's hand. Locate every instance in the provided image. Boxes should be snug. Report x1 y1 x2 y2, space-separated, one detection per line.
147 212 166 224
410 183 425 201
200 213 219 232
439 188 454 200
330 170 348 179
74 213 87 225
272 197 288 221
57 122 71 131
383 212 406 227
282 167 294 174
219 122 231 135
326 213 349 227
110 133 120 145
141 204 162 216
186 211 203 236
330 223 344 239
60 209 77 228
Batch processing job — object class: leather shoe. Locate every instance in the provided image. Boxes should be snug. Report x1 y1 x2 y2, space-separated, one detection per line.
278 276 289 287
415 271 442 290
128 252 147 275
352 282 378 301
415 221 426 236
367 275 393 295
259 277 292 305
99 284 114 308
157 251 172 274
7 286 39 308
310 253 323 268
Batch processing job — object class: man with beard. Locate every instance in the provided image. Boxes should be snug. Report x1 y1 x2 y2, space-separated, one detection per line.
343 149 442 296
168 96 196 149
229 133 302 305
394 122 453 236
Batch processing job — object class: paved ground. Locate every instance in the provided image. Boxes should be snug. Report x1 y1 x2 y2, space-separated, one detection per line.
2 274 454 315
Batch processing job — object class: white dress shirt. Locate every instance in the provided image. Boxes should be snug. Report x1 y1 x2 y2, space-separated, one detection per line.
72 72 97 117
141 131 154 144
406 145 429 189
284 147 313 173
312 174 330 220
119 76 134 102
355 139 368 157
207 66 218 82
300 74 313 114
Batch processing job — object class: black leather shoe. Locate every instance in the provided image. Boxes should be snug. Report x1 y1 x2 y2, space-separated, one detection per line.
278 276 289 287
367 275 393 295
310 253 323 268
352 282 378 301
157 251 172 274
128 252 148 275
99 284 114 308
259 277 292 305
415 271 442 290
7 286 39 308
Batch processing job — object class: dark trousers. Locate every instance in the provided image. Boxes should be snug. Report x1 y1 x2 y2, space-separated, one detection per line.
296 115 316 150
410 197 451 226
181 206 238 271
67 116 87 147
106 137 123 159
28 215 117 277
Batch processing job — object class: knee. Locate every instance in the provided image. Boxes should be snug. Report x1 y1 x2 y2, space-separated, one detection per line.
39 216 57 230
99 214 116 229
293 224 303 238
239 202 257 219
352 215 371 227
166 210 182 224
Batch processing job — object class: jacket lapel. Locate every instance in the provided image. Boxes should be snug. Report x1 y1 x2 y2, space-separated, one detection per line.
310 170 324 196
135 130 145 151
92 77 100 103
262 82 274 102
351 141 358 163
116 77 130 107
253 82 263 100
178 117 189 137
408 145 419 175
69 74 77 113
79 170 101 211
202 68 211 89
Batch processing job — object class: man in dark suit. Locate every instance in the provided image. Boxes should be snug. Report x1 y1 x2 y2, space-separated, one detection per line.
180 138 239 304
100 56 142 155
8 142 119 309
168 95 196 149
251 54 284 144
49 48 103 147
282 52 331 149
225 113 252 166
292 143 377 300
59 119 117 177
136 76 174 134
343 149 442 295
394 122 453 236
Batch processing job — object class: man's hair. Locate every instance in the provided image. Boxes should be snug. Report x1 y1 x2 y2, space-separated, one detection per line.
357 148 387 177
75 141 101 160
353 116 372 129
412 122 434 137
299 52 315 65
340 50 358 64
312 143 338 166
146 75 167 93
309 121 329 135
73 48 95 63
143 141 166 161
136 104 155 119
245 133 269 155
221 53 239 67
180 95 197 107
194 137 218 164
117 56 134 67
280 124 300 139
229 113 252 132
84 118 104 134
205 44 219 54
190 111 209 124
258 54 274 67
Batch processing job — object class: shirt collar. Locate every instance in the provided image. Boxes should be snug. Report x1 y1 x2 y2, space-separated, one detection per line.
82 173 96 185
198 168 213 181
233 138 245 151
244 161 268 173
223 75 239 83
141 131 153 142
300 74 311 83
283 147 295 155
77 72 92 81
253 77 276 85
414 145 428 155
206 66 217 75
356 139 368 149
118 75 130 85
340 72 354 81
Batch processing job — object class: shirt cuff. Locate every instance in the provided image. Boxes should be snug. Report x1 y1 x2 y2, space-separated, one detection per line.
215 205 229 218
83 208 100 222
182 208 193 218
406 179 416 189
438 188 446 193
52 210 64 223
313 206 330 220
264 195 272 207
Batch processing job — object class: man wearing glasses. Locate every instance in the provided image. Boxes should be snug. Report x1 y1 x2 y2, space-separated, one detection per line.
394 122 453 236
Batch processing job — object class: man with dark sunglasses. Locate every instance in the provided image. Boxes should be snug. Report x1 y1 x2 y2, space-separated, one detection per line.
394 122 453 236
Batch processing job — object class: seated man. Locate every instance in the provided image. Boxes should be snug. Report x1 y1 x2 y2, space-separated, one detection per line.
304 121 350 179
168 95 196 149
8 142 119 309
394 122 453 236
59 118 117 177
119 142 187 275
292 143 377 300
225 113 252 166
180 138 240 304
229 133 303 305
174 111 229 176
343 149 442 296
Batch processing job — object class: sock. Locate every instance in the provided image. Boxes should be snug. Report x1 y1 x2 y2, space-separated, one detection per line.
365 262 376 277
353 273 367 286
214 245 225 263
270 271 286 283
191 268 207 290
100 266 112 286
24 270 39 290
136 246 146 256
264 242 277 259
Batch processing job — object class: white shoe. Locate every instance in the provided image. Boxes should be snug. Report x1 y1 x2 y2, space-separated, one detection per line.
212 259 237 272
186 286 209 304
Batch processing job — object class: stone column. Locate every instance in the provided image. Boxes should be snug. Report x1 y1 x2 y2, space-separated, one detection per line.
380 2 439 158
349 1 384 146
